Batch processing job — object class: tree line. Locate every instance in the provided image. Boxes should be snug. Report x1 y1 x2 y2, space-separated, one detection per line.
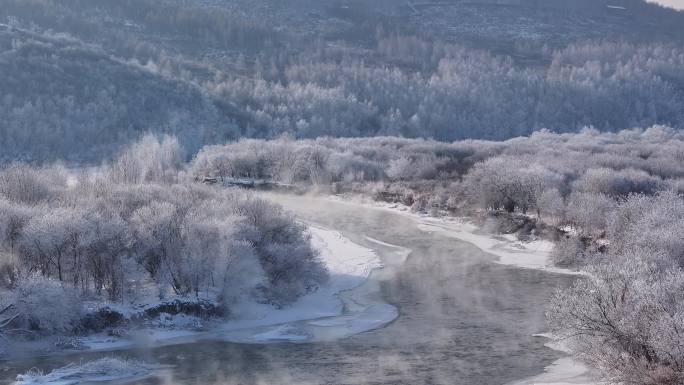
0 136 327 338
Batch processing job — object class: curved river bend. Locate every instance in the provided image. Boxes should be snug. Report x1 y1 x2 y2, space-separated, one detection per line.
0 194 574 385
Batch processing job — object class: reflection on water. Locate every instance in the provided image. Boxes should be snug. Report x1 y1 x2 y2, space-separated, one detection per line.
0 195 574 385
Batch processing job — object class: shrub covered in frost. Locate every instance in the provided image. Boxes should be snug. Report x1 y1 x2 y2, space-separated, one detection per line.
10 276 83 333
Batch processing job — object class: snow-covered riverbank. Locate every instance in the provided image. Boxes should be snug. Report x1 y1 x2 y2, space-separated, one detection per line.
4 225 399 360
328 195 581 275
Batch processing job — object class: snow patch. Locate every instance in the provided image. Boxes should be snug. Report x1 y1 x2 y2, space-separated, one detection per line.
507 334 596 385
417 221 574 274
252 325 309 342
329 195 581 275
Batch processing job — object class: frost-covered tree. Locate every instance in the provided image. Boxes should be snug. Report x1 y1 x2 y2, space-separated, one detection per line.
234 198 328 306
548 256 684 385
20 208 90 283
565 192 617 235
109 134 183 185
537 188 565 224
608 192 684 265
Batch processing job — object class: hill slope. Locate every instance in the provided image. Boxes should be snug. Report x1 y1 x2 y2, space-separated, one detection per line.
0 0 683 161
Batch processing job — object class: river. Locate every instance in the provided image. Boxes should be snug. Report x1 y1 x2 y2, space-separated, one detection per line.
0 194 574 385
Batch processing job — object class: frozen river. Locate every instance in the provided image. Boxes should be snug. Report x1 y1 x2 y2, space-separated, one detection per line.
1 194 575 385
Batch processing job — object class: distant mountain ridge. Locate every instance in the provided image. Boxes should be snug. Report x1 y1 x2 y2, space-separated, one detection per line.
0 0 682 162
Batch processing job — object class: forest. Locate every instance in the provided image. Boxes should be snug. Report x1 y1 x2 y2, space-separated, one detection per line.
1 0 684 161
0 136 327 347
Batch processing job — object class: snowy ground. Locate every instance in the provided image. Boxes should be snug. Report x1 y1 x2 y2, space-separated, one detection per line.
14 358 168 385
326 195 597 385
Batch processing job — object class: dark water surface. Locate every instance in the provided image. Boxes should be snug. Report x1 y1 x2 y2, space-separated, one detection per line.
1 195 573 385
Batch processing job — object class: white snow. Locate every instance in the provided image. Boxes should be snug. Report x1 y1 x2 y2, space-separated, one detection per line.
252 325 309 342
14 358 164 385
416 221 581 275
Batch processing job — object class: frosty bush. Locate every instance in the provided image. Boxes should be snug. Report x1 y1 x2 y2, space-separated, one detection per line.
10 276 83 333
608 192 684 265
565 192 616 235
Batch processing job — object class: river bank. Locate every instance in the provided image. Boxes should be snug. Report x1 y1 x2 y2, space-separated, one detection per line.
2 225 397 362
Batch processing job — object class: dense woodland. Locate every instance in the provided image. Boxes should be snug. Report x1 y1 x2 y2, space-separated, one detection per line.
1 0 684 161
192 128 684 384
0 136 327 344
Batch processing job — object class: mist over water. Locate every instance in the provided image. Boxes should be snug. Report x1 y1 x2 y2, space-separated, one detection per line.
0 195 574 385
